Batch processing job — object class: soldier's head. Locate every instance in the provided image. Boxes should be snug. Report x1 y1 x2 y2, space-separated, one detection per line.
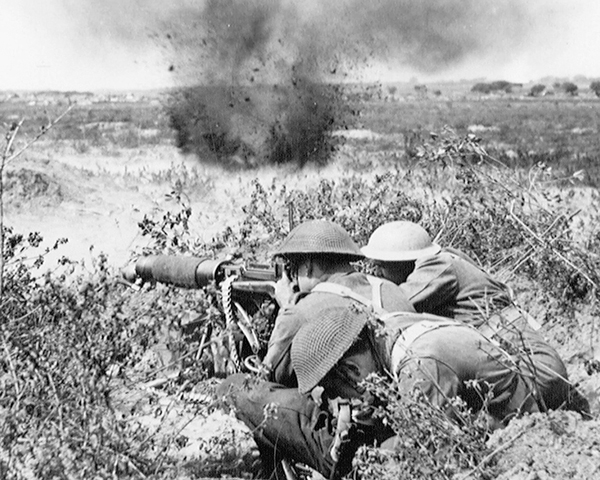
361 221 441 284
291 306 378 398
274 220 364 292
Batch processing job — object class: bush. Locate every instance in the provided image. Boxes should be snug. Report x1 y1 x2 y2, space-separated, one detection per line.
562 82 579 96
528 84 546 97
350 375 494 479
0 235 162 477
471 83 492 94
472 81 516 95
590 81 600 97
489 80 513 93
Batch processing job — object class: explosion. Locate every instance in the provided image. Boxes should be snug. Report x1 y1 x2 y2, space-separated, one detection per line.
162 1 355 167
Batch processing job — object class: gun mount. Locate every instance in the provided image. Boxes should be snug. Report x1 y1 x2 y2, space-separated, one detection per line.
122 254 284 376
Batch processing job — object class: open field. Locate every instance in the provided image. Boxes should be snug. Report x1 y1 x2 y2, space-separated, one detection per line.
4 79 600 176
2 82 600 479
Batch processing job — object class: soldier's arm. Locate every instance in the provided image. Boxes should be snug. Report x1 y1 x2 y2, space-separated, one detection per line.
400 257 459 313
263 301 306 386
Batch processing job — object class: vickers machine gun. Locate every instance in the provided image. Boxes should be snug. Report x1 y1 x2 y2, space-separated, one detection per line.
122 254 285 376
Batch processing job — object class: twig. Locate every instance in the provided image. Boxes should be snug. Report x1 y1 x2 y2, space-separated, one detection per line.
2 120 24 160
509 201 597 290
0 104 75 298
458 429 526 479
46 370 65 435
5 104 76 164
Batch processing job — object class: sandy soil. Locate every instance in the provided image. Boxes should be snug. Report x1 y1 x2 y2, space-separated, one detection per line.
6 145 258 268
5 143 367 268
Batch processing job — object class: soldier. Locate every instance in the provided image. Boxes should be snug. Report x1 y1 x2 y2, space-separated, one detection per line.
361 220 589 414
220 219 417 478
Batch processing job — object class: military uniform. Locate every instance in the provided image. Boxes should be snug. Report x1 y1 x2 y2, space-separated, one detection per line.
221 307 542 479
221 219 414 478
399 247 511 320
398 247 587 412
381 312 540 422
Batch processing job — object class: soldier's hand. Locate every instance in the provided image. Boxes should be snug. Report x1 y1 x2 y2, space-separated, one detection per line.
274 272 298 308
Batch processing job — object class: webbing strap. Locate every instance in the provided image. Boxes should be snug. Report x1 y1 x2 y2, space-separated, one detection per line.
478 305 542 339
390 320 459 376
311 277 386 314
311 282 372 306
365 275 383 311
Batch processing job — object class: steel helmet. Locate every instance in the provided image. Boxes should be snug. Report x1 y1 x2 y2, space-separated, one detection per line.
291 306 369 394
361 221 441 261
274 220 364 259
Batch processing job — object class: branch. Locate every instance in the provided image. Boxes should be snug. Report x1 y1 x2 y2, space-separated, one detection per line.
458 429 526 479
2 120 24 162
6 103 76 164
509 201 598 290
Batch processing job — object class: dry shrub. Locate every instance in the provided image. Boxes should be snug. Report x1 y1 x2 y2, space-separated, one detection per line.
350 376 495 480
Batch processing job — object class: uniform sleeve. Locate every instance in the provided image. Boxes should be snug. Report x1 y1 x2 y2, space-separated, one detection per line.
262 305 304 386
399 256 459 314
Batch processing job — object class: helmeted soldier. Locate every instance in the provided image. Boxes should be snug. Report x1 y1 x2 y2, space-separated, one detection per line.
361 220 589 414
219 219 417 479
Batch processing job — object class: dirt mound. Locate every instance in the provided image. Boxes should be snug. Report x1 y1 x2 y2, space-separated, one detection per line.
3 156 96 209
4 166 66 207
489 410 600 479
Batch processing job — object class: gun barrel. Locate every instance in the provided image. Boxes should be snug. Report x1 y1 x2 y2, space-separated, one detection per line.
127 255 282 289
134 255 227 289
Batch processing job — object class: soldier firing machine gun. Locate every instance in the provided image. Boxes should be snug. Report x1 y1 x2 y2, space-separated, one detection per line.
123 255 365 480
122 254 285 376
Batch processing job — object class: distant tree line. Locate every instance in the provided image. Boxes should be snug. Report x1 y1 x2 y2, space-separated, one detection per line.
473 80 600 98
471 80 523 94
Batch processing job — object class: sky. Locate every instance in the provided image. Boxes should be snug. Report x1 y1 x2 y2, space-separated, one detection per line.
0 0 599 91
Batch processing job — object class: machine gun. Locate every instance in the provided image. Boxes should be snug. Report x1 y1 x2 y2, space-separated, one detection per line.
122 254 285 375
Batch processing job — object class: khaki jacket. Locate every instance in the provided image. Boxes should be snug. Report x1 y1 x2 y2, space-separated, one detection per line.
264 271 415 387
400 247 511 325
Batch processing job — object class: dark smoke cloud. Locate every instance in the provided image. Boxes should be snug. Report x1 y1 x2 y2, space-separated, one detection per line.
162 0 354 166
162 0 530 81
56 0 536 80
